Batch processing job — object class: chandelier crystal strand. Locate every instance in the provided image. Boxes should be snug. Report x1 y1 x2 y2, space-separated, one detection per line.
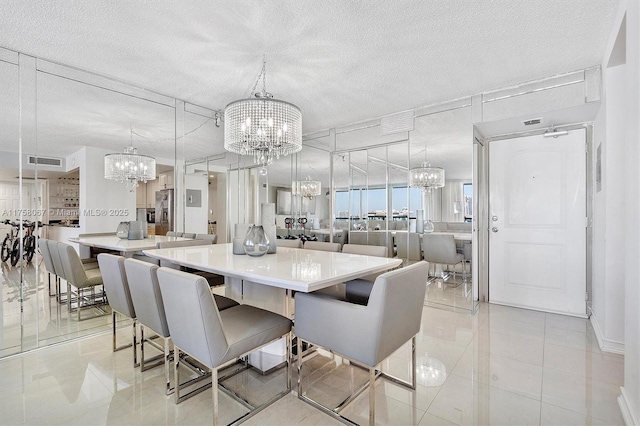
224 57 302 168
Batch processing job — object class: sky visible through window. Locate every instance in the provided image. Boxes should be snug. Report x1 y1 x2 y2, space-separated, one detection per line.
335 186 423 217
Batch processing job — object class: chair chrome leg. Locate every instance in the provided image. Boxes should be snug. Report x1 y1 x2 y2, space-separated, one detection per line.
286 332 292 391
212 367 219 426
297 338 303 396
411 336 417 389
174 346 181 404
369 366 376 426
112 311 117 352
140 325 146 371
165 337 171 395
133 320 138 367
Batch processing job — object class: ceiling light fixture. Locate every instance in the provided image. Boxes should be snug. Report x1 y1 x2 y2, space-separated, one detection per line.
409 148 445 191
104 127 156 191
293 176 321 200
223 55 302 170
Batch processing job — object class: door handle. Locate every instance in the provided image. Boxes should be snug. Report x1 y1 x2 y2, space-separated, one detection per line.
491 227 499 233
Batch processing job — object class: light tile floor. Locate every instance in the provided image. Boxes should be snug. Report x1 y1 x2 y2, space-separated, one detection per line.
0 300 625 425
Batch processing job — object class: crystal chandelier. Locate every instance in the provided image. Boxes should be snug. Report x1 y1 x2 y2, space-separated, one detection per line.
224 56 302 168
293 176 321 200
104 128 156 191
409 162 445 191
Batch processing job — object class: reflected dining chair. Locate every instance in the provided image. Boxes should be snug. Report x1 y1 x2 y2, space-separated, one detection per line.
58 242 106 321
97 253 138 366
276 239 302 248
157 267 292 424
182 232 196 239
303 241 341 252
341 243 389 305
395 231 422 264
422 233 466 282
196 233 218 244
166 231 182 237
295 261 429 425
38 238 57 297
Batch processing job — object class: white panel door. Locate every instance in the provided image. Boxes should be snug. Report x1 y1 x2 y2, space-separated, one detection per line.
489 129 586 316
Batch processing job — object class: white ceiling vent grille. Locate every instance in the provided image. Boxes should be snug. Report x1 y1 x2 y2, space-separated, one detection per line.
28 156 62 167
381 110 415 135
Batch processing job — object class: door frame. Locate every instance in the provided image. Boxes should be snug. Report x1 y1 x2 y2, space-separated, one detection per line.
475 123 593 314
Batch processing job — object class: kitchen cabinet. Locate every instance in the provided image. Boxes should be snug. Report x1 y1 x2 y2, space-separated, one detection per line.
136 183 147 208
159 171 174 189
146 179 158 208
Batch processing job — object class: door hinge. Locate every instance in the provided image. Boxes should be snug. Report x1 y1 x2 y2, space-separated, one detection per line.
585 291 590 301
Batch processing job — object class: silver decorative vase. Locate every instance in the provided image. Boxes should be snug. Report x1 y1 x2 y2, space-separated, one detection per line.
243 225 270 257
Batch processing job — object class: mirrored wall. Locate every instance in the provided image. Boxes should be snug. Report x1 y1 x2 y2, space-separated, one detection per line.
0 48 223 357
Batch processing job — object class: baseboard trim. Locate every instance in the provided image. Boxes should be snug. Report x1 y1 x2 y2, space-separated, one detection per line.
618 387 639 426
590 311 625 354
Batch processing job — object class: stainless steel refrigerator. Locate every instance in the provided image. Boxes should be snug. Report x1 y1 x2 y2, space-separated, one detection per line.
155 189 174 236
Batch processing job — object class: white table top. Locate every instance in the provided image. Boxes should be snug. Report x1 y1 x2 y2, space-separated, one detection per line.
69 235 191 252
142 243 403 293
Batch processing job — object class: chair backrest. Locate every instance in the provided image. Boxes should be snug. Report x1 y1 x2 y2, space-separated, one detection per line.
123 259 170 337
47 240 65 280
396 232 422 261
196 233 217 244
342 244 387 257
166 231 181 237
334 230 348 246
58 242 90 287
155 239 213 269
367 231 394 258
366 261 428 365
182 233 196 239
349 231 367 246
303 241 341 252
156 267 227 368
423 234 458 265
38 238 56 275
276 239 302 248
97 253 136 318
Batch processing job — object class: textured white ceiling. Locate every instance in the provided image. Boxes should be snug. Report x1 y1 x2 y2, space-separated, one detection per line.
0 0 620 135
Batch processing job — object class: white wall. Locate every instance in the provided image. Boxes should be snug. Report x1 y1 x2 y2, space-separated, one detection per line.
598 1 640 423
622 1 640 423
184 173 208 235
67 146 136 233
590 63 626 353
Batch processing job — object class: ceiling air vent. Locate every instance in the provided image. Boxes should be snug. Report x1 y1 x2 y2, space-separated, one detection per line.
522 117 543 126
28 156 62 167
381 110 415 135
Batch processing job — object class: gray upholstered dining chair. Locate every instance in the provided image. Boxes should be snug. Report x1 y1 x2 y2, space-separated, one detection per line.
395 231 423 264
97 253 138 367
38 238 58 297
276 239 303 248
165 231 181 237
196 233 218 244
295 261 428 426
422 233 466 282
156 267 293 424
58 242 106 321
303 241 341 252
341 243 389 304
124 258 239 395
182 232 196 239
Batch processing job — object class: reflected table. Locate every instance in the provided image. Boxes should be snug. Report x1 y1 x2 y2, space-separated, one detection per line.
69 235 191 257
